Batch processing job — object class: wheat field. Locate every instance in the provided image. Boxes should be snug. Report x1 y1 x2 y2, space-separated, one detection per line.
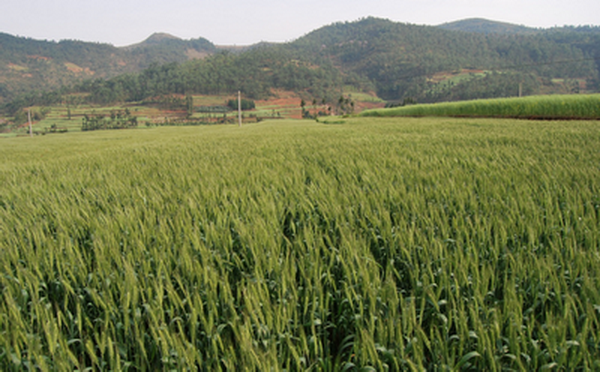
0 118 599 370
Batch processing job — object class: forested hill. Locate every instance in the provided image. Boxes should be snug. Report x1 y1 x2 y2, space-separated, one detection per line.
122 33 217 57
0 32 216 104
285 17 599 101
2 17 600 112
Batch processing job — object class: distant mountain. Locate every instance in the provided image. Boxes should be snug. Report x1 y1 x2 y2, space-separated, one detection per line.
121 33 216 63
0 32 216 105
1 17 600 112
437 18 540 35
0 31 286 105
288 17 599 100
122 32 216 57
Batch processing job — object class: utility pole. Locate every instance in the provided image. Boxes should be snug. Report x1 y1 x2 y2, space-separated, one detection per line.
28 109 33 137
519 83 522 98
238 91 242 127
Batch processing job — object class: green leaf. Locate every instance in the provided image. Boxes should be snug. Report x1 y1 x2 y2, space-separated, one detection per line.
342 362 356 371
454 351 481 371
359 367 377 372
541 362 558 370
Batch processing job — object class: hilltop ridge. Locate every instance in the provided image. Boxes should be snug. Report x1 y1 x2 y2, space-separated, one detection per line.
123 32 183 49
437 18 540 34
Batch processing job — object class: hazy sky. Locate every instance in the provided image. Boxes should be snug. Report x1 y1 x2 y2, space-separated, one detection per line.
1 0 599 46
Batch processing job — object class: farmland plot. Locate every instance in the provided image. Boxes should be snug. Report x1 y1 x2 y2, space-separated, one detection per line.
362 94 600 120
0 118 599 370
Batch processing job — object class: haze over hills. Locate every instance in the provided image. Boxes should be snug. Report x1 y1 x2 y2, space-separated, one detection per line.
1 17 599 113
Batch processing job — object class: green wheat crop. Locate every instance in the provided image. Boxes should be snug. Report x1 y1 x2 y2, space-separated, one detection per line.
361 94 600 120
0 118 599 370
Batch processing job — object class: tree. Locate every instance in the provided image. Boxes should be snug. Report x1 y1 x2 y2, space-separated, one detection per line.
186 93 194 118
300 99 307 118
227 98 255 111
337 95 355 115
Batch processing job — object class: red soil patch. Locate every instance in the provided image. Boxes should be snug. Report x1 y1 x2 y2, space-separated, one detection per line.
256 90 304 119
64 63 94 75
354 101 386 112
255 90 385 118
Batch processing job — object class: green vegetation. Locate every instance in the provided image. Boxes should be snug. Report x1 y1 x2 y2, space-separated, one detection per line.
291 18 599 101
438 18 541 35
11 107 52 125
0 118 599 370
227 98 255 111
81 109 138 131
67 19 598 108
0 91 307 137
196 105 231 113
3 17 600 116
420 71 542 102
0 31 216 106
362 93 600 119
66 49 343 106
